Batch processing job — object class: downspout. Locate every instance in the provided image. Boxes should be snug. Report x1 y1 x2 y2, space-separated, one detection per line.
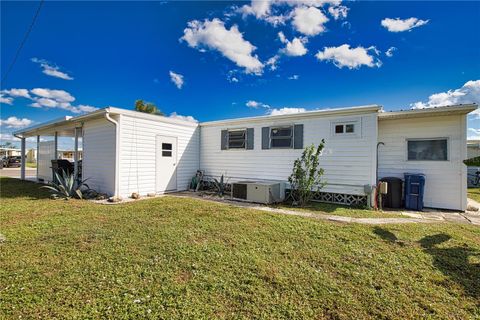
105 111 120 197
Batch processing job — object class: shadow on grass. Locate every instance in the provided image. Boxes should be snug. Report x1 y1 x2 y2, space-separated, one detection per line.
373 228 480 300
420 234 480 300
0 177 51 200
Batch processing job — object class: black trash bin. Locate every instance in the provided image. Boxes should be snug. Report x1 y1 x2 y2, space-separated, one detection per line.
380 177 403 208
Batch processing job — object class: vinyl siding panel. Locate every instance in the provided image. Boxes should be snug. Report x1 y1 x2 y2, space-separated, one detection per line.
118 115 199 197
378 114 467 211
82 118 116 195
200 113 378 195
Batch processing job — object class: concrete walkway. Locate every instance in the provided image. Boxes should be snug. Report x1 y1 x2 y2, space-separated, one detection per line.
170 192 480 226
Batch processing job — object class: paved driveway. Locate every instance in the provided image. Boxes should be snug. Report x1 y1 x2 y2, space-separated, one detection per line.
0 168 36 178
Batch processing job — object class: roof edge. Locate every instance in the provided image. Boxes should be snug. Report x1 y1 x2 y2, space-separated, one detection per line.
200 104 382 127
379 104 477 120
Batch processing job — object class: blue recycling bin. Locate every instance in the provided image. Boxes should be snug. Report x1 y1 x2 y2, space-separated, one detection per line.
404 173 425 211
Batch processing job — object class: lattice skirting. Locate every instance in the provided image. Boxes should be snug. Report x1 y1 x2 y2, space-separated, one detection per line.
287 189 367 206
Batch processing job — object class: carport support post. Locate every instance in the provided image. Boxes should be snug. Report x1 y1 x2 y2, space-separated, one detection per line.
54 132 58 160
20 137 26 180
73 127 80 181
36 135 40 182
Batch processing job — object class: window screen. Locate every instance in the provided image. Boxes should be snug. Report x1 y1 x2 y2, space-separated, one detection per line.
407 139 448 161
228 130 246 149
270 126 293 148
162 143 172 157
335 125 344 134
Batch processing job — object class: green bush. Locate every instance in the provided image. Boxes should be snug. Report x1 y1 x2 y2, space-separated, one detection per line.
288 141 326 206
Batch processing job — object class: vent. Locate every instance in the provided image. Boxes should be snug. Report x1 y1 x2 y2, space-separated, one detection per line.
232 183 247 200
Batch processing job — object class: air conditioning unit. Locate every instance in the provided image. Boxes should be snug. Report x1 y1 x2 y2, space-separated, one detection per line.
232 181 284 204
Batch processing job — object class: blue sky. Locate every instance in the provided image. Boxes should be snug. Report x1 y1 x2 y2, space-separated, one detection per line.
1 0 479 147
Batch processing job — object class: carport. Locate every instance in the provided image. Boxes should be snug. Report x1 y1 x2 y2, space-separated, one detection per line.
13 109 116 184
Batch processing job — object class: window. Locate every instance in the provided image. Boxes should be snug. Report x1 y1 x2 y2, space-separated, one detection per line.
270 126 293 148
228 130 246 149
407 139 448 161
334 123 355 135
162 143 172 157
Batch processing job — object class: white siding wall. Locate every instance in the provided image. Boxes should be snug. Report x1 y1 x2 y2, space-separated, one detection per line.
378 114 467 211
118 115 199 197
82 118 116 195
200 113 378 195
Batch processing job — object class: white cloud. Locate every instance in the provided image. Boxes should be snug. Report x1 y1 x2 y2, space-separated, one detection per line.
239 0 271 19
385 46 397 57
0 133 18 142
266 55 280 71
72 105 98 114
169 112 198 123
269 107 307 115
468 128 480 140
246 100 271 109
381 17 429 32
1 87 97 114
0 117 33 128
328 5 348 20
292 6 329 36
181 18 264 74
0 95 13 105
1 88 31 99
278 32 308 57
315 44 382 69
31 58 74 80
169 71 184 89
411 80 480 115
288 74 299 80
30 88 75 103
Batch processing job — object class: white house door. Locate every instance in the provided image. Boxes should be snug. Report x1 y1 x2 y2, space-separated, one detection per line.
156 135 177 192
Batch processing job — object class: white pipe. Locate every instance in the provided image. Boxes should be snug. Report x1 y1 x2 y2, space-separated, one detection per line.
105 112 120 197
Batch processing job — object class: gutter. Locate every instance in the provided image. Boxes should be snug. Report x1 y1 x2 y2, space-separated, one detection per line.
105 110 120 197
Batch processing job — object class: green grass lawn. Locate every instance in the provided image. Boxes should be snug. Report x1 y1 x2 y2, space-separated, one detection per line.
468 188 480 203
276 201 406 218
1 177 479 319
25 162 37 168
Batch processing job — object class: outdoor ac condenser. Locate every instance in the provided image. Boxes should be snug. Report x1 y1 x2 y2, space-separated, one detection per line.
232 181 284 204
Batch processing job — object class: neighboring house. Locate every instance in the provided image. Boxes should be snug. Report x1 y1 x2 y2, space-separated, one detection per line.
467 140 480 159
58 149 83 162
14 103 476 211
26 148 37 163
0 147 22 158
466 140 480 187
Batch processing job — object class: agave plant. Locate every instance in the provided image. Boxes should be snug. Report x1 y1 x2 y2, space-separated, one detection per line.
41 170 90 200
212 174 228 196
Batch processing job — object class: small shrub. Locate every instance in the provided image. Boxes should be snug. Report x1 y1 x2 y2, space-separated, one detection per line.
288 141 326 206
212 174 228 196
41 170 91 200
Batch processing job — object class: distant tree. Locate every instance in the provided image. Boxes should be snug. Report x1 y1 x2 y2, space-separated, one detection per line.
134 99 164 115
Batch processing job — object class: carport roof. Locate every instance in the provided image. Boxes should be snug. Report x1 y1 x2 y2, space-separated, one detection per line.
13 107 198 138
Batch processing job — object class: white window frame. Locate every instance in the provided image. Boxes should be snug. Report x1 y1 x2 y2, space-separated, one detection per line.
406 137 449 162
332 122 357 136
270 125 294 149
227 128 247 150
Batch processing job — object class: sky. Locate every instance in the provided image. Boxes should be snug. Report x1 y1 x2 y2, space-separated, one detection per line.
1 0 480 148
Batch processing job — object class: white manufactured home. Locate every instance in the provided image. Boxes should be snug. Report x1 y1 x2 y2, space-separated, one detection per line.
14 103 476 211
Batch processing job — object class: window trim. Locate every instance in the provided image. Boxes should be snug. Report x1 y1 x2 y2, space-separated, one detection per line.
270 125 294 149
332 122 357 136
406 137 450 162
227 128 247 150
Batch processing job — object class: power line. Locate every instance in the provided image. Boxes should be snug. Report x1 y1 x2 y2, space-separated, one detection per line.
1 0 45 85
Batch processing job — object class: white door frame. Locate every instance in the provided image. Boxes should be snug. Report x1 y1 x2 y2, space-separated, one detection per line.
155 135 178 193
